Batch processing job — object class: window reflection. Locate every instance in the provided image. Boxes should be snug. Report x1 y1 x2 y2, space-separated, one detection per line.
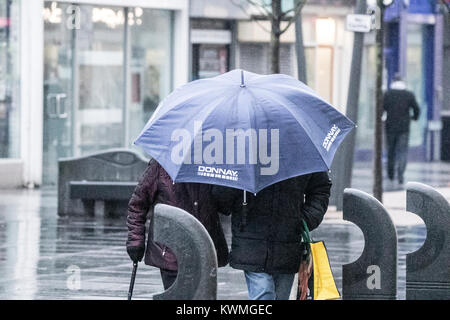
305 47 316 88
127 9 173 146
0 0 20 158
193 44 229 80
42 3 174 184
316 46 334 103
77 5 125 155
406 23 426 148
356 45 376 150
43 1 73 185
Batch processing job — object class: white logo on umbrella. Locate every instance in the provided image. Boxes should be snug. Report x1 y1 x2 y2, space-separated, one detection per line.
197 166 239 181
170 121 280 176
323 124 341 152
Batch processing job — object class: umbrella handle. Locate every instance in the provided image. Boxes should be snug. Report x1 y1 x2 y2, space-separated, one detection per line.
127 262 138 300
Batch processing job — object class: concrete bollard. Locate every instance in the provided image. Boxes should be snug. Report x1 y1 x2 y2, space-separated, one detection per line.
405 182 450 300
342 188 397 300
152 204 218 300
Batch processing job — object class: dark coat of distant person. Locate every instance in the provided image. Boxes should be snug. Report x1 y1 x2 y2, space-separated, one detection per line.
383 80 420 133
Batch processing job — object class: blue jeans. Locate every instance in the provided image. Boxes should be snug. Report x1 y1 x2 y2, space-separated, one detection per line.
244 271 295 300
386 131 409 184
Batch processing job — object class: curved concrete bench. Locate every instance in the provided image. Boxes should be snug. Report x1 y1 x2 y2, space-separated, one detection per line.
152 204 218 300
405 182 450 300
342 188 397 300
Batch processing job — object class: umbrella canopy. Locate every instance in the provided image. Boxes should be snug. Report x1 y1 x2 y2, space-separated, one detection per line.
135 69 354 194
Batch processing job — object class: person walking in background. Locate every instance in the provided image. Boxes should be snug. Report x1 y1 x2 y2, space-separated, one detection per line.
384 74 420 186
212 172 331 300
126 159 229 290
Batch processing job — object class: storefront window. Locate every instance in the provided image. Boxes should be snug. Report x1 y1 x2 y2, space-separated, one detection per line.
43 1 73 185
315 47 334 103
356 45 376 150
0 0 20 158
406 23 426 148
42 2 174 185
127 8 173 146
77 5 125 155
192 44 229 80
305 46 316 88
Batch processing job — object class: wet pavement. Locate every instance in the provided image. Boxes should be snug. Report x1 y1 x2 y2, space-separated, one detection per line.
0 161 449 300
352 161 450 193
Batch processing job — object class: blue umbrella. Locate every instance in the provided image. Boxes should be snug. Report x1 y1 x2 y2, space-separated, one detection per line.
135 69 354 194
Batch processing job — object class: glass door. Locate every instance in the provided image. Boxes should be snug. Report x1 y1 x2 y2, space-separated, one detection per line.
43 2 74 186
192 44 228 80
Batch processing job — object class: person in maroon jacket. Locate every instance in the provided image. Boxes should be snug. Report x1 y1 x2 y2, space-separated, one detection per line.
126 159 229 289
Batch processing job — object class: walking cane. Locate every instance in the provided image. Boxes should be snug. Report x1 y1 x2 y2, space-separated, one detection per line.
127 262 138 300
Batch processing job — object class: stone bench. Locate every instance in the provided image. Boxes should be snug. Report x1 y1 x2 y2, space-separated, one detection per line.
342 183 450 300
58 149 148 217
342 188 398 300
405 182 450 300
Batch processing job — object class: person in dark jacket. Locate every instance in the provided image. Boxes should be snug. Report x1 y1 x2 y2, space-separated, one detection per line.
126 159 229 289
384 74 420 185
212 171 331 300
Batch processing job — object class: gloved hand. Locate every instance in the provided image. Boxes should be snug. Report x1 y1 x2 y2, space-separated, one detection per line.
127 246 145 263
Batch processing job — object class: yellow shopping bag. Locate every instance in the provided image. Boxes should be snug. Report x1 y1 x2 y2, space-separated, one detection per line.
298 221 340 300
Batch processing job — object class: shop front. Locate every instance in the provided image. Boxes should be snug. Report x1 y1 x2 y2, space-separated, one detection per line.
355 0 444 162
0 0 189 188
191 19 232 80
236 7 354 111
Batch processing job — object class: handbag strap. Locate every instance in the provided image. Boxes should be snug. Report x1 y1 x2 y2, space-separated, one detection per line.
300 219 312 261
301 219 312 243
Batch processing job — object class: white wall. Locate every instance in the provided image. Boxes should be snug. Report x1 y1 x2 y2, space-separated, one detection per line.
20 0 44 188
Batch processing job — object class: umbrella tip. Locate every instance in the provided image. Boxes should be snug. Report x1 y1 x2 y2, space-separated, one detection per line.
240 70 245 88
